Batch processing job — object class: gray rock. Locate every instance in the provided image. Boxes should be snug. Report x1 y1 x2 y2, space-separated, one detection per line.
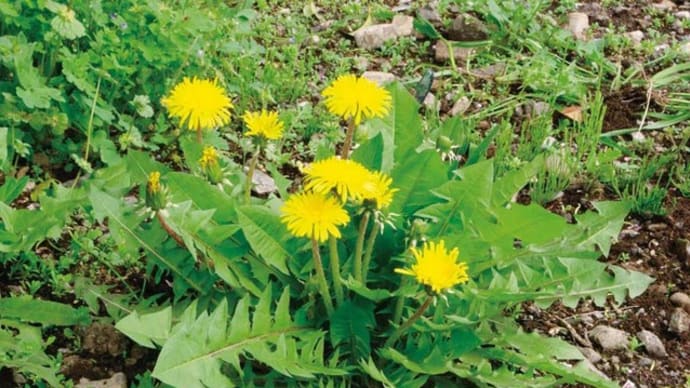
626 30 645 45
418 6 441 24
676 11 690 20
423 93 438 110
391 15 414 37
353 24 399 50
362 71 396 85
670 292 690 313
621 380 637 388
669 307 690 334
589 325 630 352
448 14 489 41
636 330 668 358
567 12 589 40
434 42 474 63
352 16 414 50
451 96 471 116
639 356 654 367
651 0 676 11
579 347 602 363
75 373 126 388
252 169 277 195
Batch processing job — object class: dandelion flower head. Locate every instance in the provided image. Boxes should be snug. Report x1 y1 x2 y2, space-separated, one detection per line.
281 191 350 242
162 77 232 131
395 240 469 294
362 171 397 210
243 109 284 140
304 157 372 202
321 74 391 125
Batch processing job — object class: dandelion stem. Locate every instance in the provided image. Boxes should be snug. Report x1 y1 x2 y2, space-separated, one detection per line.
361 220 381 283
340 118 356 159
244 150 260 203
385 294 433 348
353 211 370 283
196 128 202 143
329 236 344 306
312 238 334 316
392 277 410 325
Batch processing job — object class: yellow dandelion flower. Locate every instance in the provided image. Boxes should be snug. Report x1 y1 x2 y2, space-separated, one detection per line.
199 146 219 169
362 171 397 210
281 191 350 242
322 74 392 125
147 171 161 194
304 157 372 202
162 77 232 131
243 109 284 140
395 240 469 294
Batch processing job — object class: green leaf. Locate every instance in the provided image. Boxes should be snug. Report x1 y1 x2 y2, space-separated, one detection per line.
574 200 631 256
413 17 441 40
352 132 384 172
375 82 424 173
116 308 172 349
152 287 342 387
0 176 29 204
16 85 64 109
389 150 449 220
330 300 375 358
0 296 90 326
236 205 292 274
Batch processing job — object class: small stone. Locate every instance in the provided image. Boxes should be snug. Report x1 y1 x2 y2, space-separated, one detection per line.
589 325 630 352
434 42 474 63
636 330 668 358
451 96 471 116
669 308 690 334
447 14 489 41
651 0 676 11
418 6 441 24
647 283 667 297
75 373 127 388
353 24 399 49
647 223 668 232
567 12 589 40
252 169 277 195
682 41 690 56
670 292 690 313
626 30 645 45
362 71 396 85
621 380 637 388
423 93 438 110
579 347 602 363
391 15 414 37
639 356 654 367
676 11 690 20
631 131 645 142
474 63 507 79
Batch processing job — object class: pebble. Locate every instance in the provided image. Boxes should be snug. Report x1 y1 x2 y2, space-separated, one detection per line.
646 223 667 232
676 11 690 20
589 325 630 352
567 12 589 40
621 380 637 388
636 330 668 358
447 14 489 41
626 30 645 45
651 0 676 11
450 96 471 116
418 6 441 24
670 292 690 313
639 357 654 367
362 71 396 86
352 15 414 50
647 283 667 297
434 42 474 63
579 347 602 363
673 239 690 267
423 93 438 111
75 373 127 388
682 41 690 56
669 308 690 334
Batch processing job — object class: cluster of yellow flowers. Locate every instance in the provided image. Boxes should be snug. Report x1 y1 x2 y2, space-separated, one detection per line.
160 74 468 295
280 157 396 242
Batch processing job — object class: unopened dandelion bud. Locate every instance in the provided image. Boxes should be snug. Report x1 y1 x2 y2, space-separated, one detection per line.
146 171 167 210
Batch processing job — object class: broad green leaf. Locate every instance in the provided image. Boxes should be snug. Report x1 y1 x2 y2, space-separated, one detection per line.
330 300 375 358
236 205 292 274
0 296 90 326
574 200 631 256
389 150 449 220
116 308 172 348
352 132 384 171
